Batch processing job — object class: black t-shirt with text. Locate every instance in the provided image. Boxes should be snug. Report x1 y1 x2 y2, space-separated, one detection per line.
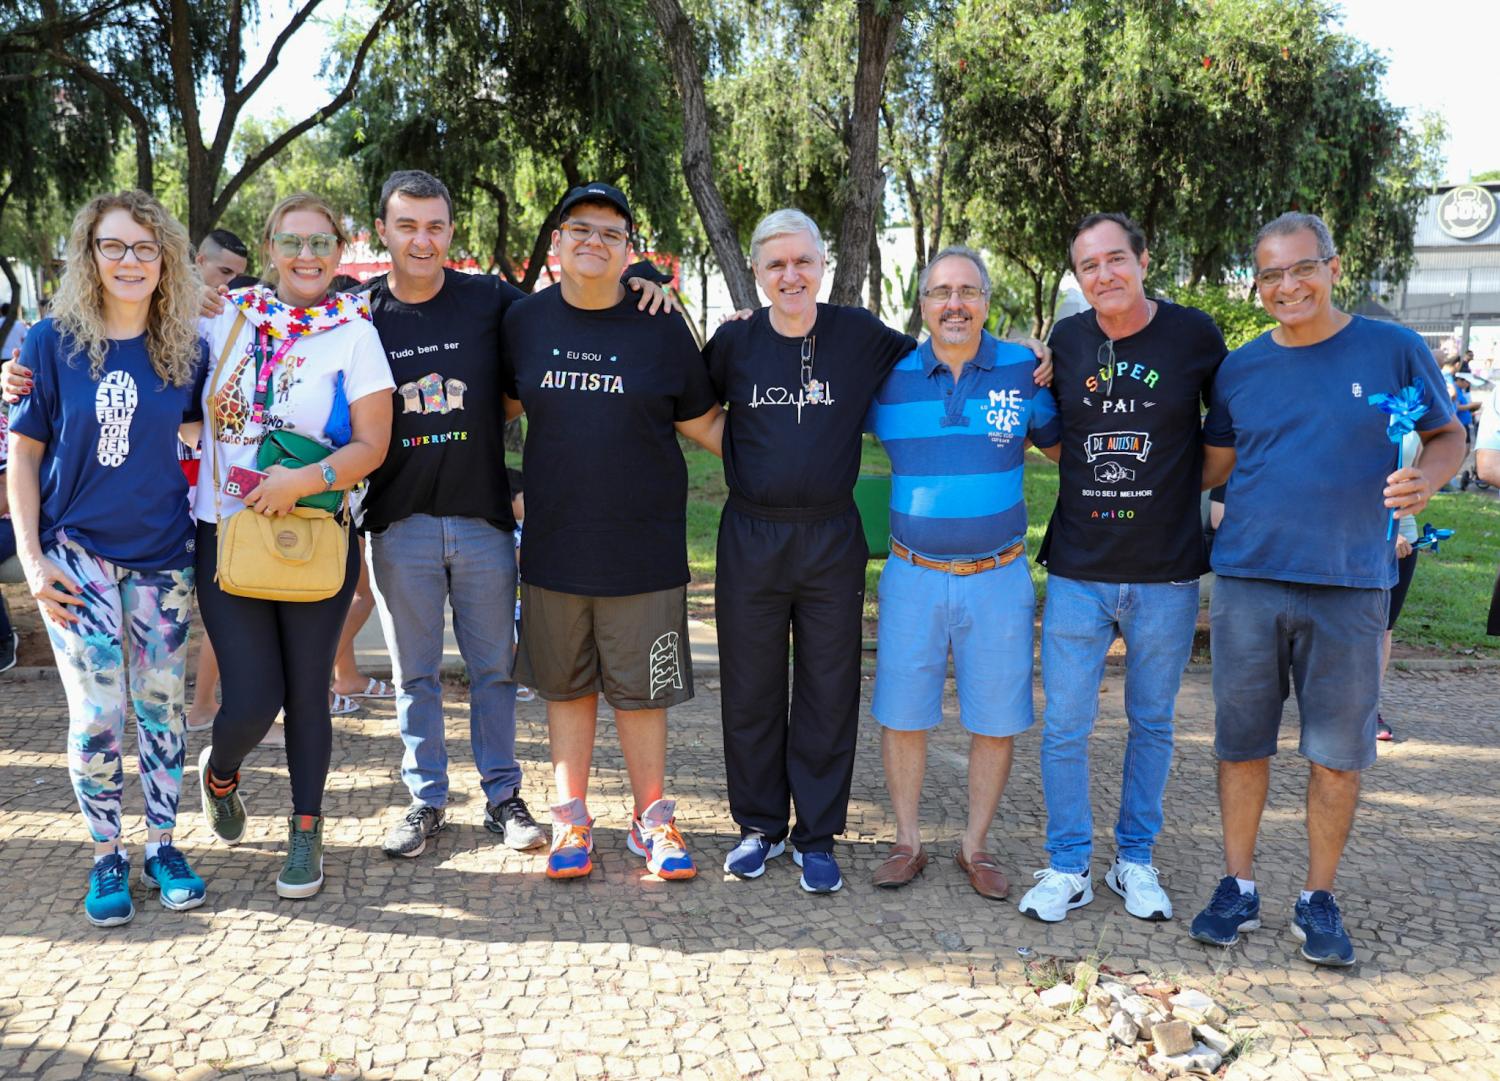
705 304 916 508
1038 299 1226 582
360 269 526 534
502 286 716 597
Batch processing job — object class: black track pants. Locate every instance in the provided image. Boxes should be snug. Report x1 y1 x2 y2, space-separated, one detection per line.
715 502 867 853
195 519 359 816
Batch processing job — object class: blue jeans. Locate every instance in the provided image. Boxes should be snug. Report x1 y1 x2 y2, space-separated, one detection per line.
369 515 521 808
1039 575 1200 873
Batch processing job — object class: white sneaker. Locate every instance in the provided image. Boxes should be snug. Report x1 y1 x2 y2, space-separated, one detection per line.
1105 858 1173 921
1018 868 1093 922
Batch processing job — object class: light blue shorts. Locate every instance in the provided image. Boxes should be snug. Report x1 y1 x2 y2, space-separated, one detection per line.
872 548 1036 738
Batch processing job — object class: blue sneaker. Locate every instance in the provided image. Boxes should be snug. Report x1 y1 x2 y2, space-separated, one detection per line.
85 853 135 927
723 833 786 879
142 843 207 911
1292 891 1356 967
1189 875 1261 946
792 849 843 894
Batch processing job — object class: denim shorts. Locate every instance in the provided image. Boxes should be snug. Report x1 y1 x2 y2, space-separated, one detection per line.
871 550 1035 738
1210 575 1385 771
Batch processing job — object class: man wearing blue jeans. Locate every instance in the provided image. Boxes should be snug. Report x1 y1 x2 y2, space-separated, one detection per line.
866 247 1059 899
360 171 671 858
1019 213 1227 924
1192 212 1463 966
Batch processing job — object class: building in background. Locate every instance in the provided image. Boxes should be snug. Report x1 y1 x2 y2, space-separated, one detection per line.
1386 181 1500 371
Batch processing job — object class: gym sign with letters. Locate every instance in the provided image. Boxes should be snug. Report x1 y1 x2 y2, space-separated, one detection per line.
1437 185 1497 240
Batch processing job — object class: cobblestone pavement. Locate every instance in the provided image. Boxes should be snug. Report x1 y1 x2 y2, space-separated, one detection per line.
2 666 1498 1080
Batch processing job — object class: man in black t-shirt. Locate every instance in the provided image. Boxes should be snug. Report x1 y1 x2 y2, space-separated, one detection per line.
502 183 723 884
705 209 918 894
360 171 673 863
1018 212 1227 927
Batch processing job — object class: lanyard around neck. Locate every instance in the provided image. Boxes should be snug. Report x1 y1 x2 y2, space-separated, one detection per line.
250 326 297 426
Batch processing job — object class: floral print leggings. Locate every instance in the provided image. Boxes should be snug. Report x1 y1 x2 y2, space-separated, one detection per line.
42 535 195 843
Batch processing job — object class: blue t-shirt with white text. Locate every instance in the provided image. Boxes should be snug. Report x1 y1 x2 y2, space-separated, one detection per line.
1203 316 1454 589
867 332 1060 558
7 319 204 571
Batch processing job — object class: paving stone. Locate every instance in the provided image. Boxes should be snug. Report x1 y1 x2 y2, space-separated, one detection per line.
0 670 1496 1075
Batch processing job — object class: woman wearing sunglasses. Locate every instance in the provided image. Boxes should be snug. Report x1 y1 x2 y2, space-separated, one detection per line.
194 192 394 899
6 190 208 926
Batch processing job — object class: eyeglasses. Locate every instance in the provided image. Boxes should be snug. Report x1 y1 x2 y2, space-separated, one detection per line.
94 238 162 263
1254 257 1332 289
560 221 629 248
270 232 340 258
1097 339 1117 398
921 285 988 303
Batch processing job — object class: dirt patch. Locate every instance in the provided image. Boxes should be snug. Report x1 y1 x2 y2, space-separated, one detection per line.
2 582 53 668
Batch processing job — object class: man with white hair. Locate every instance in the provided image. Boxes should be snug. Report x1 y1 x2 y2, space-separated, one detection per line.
705 211 1050 893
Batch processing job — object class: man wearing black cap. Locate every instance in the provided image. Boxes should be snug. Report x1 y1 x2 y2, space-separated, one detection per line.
502 183 725 882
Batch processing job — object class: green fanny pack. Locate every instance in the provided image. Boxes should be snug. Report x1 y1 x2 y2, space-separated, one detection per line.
257 429 344 514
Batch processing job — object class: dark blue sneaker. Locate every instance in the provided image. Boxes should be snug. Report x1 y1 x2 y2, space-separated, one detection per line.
1292 891 1356 967
792 849 843 894
1189 875 1261 946
85 853 135 927
142 843 207 911
723 833 786 879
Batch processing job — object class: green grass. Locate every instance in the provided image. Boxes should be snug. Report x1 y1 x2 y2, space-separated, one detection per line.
1387 488 1500 655
681 438 1500 654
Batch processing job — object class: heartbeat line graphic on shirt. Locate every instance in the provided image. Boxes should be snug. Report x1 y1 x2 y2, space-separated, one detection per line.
746 383 836 423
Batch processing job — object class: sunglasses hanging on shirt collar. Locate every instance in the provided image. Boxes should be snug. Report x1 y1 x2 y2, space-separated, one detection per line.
801 336 827 404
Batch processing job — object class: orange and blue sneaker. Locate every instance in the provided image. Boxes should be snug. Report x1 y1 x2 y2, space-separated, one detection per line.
545 797 593 880
627 798 696 880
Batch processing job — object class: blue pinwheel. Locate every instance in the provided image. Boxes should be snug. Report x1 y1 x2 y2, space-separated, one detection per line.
1411 523 1455 553
1368 378 1430 540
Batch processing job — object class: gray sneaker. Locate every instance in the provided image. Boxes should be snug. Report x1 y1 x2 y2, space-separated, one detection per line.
484 794 547 850
382 803 445 858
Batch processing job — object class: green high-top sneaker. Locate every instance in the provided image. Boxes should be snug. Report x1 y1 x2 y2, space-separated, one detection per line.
276 815 324 899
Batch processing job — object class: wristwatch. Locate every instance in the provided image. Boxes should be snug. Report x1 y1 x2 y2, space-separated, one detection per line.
319 463 337 492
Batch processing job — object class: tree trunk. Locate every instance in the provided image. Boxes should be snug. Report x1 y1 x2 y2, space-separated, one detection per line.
645 0 758 312
829 0 904 307
699 248 709 342
867 223 882 316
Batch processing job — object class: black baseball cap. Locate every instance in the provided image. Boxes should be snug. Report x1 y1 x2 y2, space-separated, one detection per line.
559 183 633 229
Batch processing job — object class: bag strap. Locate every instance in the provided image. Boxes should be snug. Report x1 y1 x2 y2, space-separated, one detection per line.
207 311 249 531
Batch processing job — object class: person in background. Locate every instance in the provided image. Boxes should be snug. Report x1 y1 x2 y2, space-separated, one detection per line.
184 226 251 731
1377 431 1423 742
194 192 394 900
6 190 209 926
1 301 28 361
508 467 535 704
195 230 250 290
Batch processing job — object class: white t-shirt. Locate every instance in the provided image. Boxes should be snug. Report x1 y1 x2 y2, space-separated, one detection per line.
196 306 394 522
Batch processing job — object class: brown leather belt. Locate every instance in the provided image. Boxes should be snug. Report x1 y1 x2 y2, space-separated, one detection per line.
889 538 1024 576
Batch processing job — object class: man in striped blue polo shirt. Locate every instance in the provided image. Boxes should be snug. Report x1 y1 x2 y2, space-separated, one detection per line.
865 246 1061 898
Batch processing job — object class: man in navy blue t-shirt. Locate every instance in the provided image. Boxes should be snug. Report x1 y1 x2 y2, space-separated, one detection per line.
1191 212 1464 967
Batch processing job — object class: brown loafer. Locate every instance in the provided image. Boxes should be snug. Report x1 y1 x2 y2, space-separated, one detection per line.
955 850 1010 900
873 844 929 888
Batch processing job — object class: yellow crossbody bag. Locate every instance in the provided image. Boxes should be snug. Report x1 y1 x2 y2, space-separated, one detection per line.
207 312 348 602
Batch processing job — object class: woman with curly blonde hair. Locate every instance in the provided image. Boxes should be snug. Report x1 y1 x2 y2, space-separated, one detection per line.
6 190 210 926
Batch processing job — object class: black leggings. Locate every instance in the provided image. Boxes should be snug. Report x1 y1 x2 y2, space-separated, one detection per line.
1387 550 1418 631
195 519 359 816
